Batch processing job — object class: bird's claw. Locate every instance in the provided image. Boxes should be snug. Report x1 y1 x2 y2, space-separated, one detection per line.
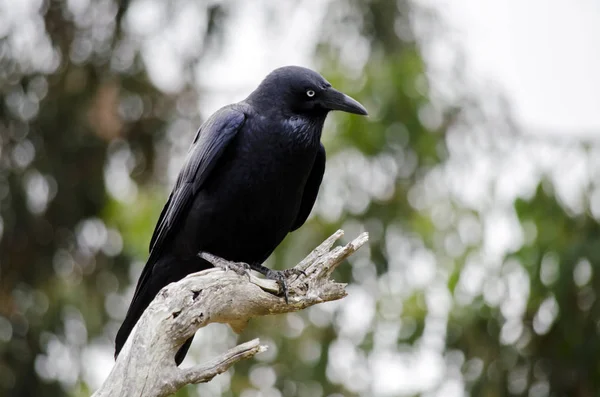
282 268 307 278
264 268 306 303
264 269 292 303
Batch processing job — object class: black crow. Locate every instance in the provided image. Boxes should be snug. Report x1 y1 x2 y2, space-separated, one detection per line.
115 66 367 364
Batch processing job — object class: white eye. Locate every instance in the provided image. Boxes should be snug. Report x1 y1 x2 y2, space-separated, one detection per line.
306 89 315 97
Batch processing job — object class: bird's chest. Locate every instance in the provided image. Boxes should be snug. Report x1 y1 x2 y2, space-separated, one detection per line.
229 119 317 183
237 136 315 199
205 123 319 216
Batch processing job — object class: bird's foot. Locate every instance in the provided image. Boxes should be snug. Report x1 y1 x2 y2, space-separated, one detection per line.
198 252 251 279
250 263 306 303
227 261 252 278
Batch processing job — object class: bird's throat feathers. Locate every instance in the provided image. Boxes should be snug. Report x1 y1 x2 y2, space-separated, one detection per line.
283 114 325 146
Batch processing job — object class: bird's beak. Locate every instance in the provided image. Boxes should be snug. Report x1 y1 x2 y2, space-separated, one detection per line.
321 87 368 115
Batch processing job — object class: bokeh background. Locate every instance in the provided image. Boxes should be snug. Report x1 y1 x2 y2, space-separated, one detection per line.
2 0 600 396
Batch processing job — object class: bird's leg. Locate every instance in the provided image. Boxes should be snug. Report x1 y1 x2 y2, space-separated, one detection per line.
198 251 251 279
249 263 306 303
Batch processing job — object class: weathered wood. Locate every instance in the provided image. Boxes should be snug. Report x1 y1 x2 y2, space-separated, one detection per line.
93 230 368 397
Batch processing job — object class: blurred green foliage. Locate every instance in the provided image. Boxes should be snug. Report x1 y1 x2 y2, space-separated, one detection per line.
1 0 598 397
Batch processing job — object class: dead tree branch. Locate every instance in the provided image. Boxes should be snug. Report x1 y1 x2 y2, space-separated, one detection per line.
92 230 369 397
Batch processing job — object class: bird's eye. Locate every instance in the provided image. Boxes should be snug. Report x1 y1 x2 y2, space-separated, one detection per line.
306 90 315 98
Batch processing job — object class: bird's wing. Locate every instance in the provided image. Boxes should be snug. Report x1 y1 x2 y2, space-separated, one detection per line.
149 106 246 257
116 106 245 359
290 143 326 231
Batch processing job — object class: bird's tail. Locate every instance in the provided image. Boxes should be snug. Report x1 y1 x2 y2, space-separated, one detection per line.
114 253 208 365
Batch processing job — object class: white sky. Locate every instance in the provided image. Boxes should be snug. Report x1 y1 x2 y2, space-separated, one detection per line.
420 0 600 135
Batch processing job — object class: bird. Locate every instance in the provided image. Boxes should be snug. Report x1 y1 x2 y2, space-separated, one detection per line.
114 65 368 365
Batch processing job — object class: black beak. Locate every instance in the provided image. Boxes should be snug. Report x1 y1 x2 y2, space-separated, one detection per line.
321 87 368 115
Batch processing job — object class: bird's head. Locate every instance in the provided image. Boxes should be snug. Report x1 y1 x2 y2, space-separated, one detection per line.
248 66 368 118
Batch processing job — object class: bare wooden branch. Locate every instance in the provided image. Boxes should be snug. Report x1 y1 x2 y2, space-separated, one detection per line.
92 230 369 397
